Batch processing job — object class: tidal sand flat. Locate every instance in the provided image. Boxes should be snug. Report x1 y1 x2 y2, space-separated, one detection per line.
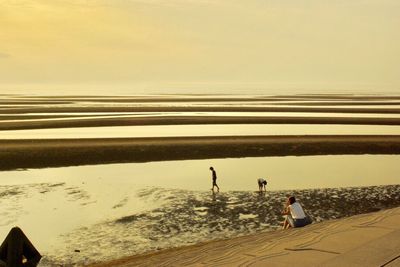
2 181 399 266
90 207 400 267
2 136 400 170
2 94 400 170
0 156 399 265
3 94 400 130
1 94 400 266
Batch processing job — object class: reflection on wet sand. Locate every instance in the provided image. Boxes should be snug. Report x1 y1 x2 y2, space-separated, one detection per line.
3 94 400 132
42 185 400 265
1 94 400 266
1 157 399 266
211 190 217 202
3 124 400 140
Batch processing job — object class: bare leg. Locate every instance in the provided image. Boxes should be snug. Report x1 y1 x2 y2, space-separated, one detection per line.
282 219 289 229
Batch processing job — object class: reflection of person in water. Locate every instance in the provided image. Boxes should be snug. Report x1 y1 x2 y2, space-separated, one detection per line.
281 196 310 229
209 167 220 192
0 227 42 267
211 190 216 201
257 178 267 192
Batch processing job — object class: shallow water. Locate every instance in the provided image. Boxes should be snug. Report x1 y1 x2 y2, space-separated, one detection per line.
0 155 399 265
4 111 400 121
1 94 400 265
2 124 400 139
2 94 400 138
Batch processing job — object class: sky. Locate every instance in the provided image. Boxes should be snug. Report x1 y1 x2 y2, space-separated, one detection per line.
0 0 399 94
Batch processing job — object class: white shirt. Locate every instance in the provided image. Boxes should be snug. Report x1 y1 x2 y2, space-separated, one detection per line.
289 202 306 219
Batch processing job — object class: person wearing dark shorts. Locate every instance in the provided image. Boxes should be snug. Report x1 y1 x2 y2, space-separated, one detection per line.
209 167 220 192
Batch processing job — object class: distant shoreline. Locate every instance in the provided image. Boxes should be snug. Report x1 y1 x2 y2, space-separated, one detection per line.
1 135 400 170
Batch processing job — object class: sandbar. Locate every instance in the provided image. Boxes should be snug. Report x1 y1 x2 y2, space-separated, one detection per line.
1 135 400 170
3 116 400 131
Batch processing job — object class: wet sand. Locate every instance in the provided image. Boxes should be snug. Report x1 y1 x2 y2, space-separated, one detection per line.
4 116 400 130
1 135 400 170
3 94 400 130
1 94 400 265
3 94 400 170
90 206 400 267
4 106 400 115
25 183 399 265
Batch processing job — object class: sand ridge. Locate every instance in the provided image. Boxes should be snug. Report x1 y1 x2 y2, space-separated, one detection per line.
1 135 400 170
3 94 400 130
4 116 400 130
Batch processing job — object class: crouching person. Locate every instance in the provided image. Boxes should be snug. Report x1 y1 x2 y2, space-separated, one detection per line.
282 196 311 229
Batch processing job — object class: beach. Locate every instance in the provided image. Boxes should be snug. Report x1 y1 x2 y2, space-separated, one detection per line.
1 94 400 266
90 206 400 267
3 0 400 265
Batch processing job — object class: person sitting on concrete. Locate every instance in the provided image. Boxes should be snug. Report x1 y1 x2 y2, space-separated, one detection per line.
281 196 311 229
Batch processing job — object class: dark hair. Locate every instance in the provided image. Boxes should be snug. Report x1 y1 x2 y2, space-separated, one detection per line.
288 196 296 204
209 167 214 170
263 181 267 185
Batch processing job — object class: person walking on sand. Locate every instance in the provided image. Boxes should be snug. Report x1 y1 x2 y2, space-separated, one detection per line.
281 196 310 229
209 167 219 192
257 178 267 192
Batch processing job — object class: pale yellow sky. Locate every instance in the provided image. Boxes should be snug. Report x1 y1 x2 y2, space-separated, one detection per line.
0 0 399 93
